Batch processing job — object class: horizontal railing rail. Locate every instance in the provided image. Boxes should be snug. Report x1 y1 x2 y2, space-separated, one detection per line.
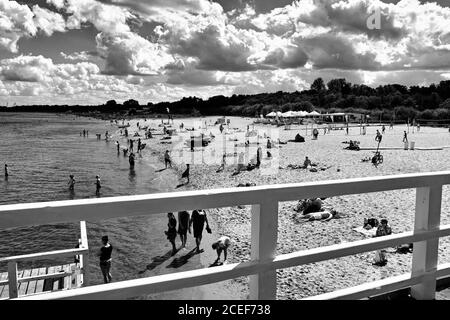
0 171 449 300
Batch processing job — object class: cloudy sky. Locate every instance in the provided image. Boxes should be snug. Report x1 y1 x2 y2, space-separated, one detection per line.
0 0 450 105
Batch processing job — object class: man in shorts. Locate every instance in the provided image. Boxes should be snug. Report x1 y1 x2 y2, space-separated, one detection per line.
178 211 190 248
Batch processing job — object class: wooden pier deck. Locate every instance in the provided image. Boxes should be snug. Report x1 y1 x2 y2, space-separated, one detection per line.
0 263 81 299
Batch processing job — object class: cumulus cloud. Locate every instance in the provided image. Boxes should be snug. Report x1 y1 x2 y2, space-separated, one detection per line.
96 31 174 75
0 0 67 52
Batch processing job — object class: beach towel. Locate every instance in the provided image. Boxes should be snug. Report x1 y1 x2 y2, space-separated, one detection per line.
353 226 377 237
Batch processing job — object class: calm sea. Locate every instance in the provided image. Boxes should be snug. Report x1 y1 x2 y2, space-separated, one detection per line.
0 113 177 287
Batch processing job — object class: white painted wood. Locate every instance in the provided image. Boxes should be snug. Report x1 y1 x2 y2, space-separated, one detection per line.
1 171 449 230
0 248 89 263
7 262 18 299
303 272 425 300
249 200 279 300
411 185 442 300
79 221 89 286
17 271 69 283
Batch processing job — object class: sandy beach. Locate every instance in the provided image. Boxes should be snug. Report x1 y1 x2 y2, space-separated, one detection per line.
117 116 450 299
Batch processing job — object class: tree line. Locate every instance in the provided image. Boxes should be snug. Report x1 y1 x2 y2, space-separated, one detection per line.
1 78 450 122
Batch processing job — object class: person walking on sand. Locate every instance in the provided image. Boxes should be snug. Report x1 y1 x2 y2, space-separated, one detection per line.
190 209 210 253
375 130 382 143
95 175 101 195
68 175 75 190
382 125 386 134
164 150 172 168
97 235 113 283
256 146 262 168
116 141 120 154
137 138 141 153
403 131 408 143
212 236 231 264
165 212 178 255
178 211 190 248
182 164 190 183
4 164 8 179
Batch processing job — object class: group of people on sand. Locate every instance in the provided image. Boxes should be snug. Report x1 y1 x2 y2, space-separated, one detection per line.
165 210 231 264
80 129 89 137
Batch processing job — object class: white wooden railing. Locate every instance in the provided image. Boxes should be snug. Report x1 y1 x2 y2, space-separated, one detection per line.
0 221 89 298
0 171 450 300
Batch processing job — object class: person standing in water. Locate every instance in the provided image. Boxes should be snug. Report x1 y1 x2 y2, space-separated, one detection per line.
95 175 101 195
129 152 135 168
178 211 190 248
165 212 178 255
190 209 210 253
116 141 120 154
129 139 134 152
68 175 75 190
97 235 113 283
4 164 8 179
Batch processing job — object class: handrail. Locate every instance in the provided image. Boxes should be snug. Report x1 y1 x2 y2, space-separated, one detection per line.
0 171 449 229
0 248 89 264
1 172 449 300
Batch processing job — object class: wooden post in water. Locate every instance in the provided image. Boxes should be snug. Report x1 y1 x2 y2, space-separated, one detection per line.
411 185 442 299
249 200 278 300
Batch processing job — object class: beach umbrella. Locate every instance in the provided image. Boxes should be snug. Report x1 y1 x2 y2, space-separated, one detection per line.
266 112 276 118
282 111 295 118
309 111 321 116
276 111 283 117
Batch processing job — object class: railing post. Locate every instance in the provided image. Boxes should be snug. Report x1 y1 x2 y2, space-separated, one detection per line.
411 185 442 300
8 261 18 299
249 200 278 300
80 221 89 286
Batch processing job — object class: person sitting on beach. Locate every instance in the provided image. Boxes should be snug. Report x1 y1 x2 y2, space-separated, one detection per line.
165 212 178 255
95 175 101 195
164 150 172 168
303 156 312 168
122 148 128 156
295 198 323 215
182 164 190 183
190 209 210 253
373 219 392 266
68 175 75 190
178 211 190 248
212 236 231 264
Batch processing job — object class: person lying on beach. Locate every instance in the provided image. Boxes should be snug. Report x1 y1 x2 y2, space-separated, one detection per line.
212 236 231 264
298 210 343 222
237 182 256 187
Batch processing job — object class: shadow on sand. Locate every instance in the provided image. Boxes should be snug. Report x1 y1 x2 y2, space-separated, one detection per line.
208 260 223 268
138 249 177 274
176 182 188 189
166 248 202 269
156 168 166 173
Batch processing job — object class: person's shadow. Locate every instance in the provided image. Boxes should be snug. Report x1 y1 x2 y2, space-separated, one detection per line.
176 182 188 188
138 250 175 274
156 168 166 172
208 260 223 267
166 248 198 268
